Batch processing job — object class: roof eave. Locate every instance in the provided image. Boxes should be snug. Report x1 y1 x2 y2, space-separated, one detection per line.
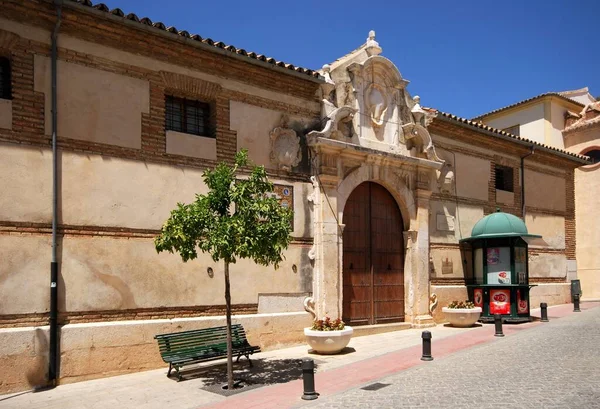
61 1 324 84
472 93 584 121
460 233 542 243
435 114 591 165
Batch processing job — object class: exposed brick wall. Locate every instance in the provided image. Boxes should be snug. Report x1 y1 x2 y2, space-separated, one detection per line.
0 304 259 328
565 169 576 260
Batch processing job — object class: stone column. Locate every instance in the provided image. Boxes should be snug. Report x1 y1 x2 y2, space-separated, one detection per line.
406 188 435 327
311 179 343 320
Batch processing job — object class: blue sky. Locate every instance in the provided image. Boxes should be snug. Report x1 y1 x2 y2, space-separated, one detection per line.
101 0 598 118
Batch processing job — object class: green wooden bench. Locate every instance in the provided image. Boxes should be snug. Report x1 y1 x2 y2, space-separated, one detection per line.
154 324 260 381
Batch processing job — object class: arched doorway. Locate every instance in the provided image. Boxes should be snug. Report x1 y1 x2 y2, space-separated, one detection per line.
342 182 405 325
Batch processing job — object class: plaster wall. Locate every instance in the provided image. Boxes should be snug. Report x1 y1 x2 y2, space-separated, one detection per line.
529 253 566 279
525 213 565 249
483 103 545 143
564 127 600 298
34 56 149 149
0 143 52 223
230 100 314 169
0 99 11 129
165 131 217 161
429 201 484 243
0 18 318 113
549 101 567 149
524 170 566 212
0 312 313 394
0 234 313 315
454 152 489 201
0 145 312 236
496 189 514 206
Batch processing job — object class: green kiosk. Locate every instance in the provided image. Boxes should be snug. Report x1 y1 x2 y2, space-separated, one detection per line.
460 209 541 323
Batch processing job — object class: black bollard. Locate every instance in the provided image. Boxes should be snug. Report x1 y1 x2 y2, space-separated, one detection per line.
573 294 581 312
540 303 549 322
301 358 319 400
421 330 433 361
494 314 504 337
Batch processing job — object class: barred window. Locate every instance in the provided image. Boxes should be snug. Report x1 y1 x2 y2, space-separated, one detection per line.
0 57 11 100
495 165 514 192
165 96 212 137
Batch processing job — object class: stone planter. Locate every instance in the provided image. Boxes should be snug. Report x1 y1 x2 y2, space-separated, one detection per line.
303 327 354 354
442 307 482 327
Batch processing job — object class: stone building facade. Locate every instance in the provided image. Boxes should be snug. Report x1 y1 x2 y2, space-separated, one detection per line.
0 0 589 393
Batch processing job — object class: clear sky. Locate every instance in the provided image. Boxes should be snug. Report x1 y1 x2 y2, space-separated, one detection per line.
101 0 598 118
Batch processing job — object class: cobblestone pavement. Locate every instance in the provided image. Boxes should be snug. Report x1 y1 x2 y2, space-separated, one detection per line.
301 307 600 409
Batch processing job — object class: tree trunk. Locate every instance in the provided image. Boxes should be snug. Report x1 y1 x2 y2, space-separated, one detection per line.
224 260 234 390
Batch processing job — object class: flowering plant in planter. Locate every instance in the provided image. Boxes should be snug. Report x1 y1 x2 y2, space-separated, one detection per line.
304 316 353 354
310 317 345 331
442 300 482 327
446 300 476 309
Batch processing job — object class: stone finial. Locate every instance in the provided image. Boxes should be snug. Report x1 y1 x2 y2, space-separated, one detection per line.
414 95 421 104
365 29 382 55
322 64 331 74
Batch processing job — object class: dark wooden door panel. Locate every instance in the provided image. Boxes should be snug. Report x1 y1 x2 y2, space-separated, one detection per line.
343 182 404 325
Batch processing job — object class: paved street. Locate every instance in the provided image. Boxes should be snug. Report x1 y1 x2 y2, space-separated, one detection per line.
302 306 600 409
0 303 597 409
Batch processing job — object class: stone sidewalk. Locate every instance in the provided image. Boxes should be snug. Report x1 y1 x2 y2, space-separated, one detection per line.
0 302 597 409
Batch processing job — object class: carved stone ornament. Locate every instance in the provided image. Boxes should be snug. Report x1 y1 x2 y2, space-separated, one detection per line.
308 106 357 141
270 115 302 171
402 123 444 162
438 163 455 194
366 83 388 128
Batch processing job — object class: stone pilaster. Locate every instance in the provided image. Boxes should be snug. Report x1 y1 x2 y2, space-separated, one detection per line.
406 188 435 327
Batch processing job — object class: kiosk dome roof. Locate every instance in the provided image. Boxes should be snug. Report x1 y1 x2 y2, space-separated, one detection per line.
461 209 541 241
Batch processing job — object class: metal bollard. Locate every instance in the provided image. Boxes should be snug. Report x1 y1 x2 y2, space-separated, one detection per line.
301 358 319 400
494 314 504 337
573 294 581 312
421 330 433 361
540 303 549 322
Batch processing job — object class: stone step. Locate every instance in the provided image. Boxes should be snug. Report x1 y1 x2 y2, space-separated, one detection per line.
351 322 413 337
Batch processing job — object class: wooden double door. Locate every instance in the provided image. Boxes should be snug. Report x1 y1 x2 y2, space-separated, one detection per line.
342 182 405 325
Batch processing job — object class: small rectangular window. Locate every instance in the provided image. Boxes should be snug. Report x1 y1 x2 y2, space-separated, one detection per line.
502 125 519 136
165 95 212 137
0 57 11 100
495 165 514 192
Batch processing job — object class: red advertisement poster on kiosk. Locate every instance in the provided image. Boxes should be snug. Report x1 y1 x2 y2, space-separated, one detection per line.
489 289 511 314
474 288 483 307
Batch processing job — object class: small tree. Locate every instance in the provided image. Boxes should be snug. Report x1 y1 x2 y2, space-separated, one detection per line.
155 149 293 390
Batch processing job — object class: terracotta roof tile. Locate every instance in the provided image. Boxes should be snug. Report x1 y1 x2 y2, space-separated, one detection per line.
472 92 584 120
65 0 321 80
434 110 589 162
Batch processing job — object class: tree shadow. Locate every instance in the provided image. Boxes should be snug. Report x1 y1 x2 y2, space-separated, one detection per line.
177 357 312 386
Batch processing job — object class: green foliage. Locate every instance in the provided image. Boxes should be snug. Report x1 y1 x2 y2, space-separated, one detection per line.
447 300 476 309
311 317 345 331
155 149 293 267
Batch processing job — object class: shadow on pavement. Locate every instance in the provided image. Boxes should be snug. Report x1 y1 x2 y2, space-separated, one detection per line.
176 357 312 386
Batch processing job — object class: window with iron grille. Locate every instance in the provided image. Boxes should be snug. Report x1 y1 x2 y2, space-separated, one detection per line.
495 165 514 192
165 95 212 137
0 57 11 100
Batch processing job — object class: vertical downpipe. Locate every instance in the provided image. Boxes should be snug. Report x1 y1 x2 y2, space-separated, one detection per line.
49 0 63 387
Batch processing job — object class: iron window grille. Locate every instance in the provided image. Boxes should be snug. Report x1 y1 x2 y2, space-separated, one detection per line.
165 95 212 137
495 165 514 192
0 57 11 100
